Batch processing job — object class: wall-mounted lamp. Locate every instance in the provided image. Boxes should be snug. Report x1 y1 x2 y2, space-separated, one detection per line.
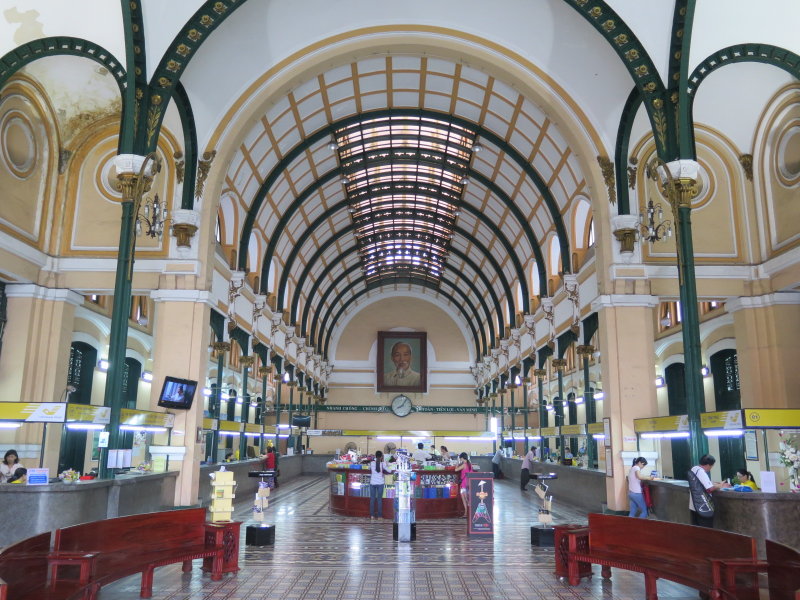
655 376 666 388
282 372 290 384
574 396 584 405
202 388 212 397
98 359 110 372
700 365 710 377
141 371 153 382
593 391 605 400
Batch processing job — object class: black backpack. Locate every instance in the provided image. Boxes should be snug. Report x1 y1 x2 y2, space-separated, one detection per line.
687 467 714 518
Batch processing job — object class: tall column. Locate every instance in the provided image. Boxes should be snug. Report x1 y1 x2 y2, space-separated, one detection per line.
150 289 212 506
728 293 800 408
578 345 597 469
1 285 82 471
210 341 228 463
239 355 254 459
100 153 160 479
592 294 659 512
660 160 707 464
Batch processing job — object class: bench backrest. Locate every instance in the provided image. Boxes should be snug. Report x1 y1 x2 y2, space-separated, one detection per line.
766 539 800 600
54 508 208 554
587 513 757 563
0 532 51 596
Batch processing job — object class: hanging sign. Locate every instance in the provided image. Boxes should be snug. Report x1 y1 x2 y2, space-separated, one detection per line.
0 402 66 422
67 404 111 424
540 426 560 437
743 409 800 428
634 414 688 433
120 409 175 428
701 410 743 430
560 424 586 436
587 422 605 435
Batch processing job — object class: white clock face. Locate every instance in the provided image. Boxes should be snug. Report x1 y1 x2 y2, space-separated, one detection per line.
391 394 413 417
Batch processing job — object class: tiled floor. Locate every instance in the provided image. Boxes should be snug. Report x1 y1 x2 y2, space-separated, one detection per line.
99 475 698 599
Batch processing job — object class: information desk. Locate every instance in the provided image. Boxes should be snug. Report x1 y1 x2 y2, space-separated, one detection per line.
328 467 462 519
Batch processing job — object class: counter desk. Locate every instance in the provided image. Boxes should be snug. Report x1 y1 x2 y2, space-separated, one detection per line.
649 479 800 553
328 467 463 519
0 470 178 548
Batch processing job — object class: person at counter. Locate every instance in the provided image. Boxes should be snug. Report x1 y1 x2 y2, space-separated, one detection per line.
440 446 454 463
627 457 654 518
520 447 536 491
689 454 731 527
735 468 758 491
491 448 504 479
455 452 474 516
412 443 431 462
369 450 391 519
0 449 22 483
7 467 26 484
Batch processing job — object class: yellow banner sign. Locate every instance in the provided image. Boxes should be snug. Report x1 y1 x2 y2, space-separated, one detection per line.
0 402 66 423
587 422 604 434
561 424 586 436
244 423 262 434
540 426 560 437
120 409 175 428
67 404 111 424
525 429 541 437
743 409 800 428
218 420 243 432
202 418 218 430
263 425 277 434
634 415 688 433
701 410 743 430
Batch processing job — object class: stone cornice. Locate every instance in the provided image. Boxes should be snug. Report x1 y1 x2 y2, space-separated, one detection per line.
591 294 660 311
726 292 800 313
5 284 83 306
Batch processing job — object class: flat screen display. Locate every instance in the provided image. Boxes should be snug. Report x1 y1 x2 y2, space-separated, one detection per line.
157 376 198 410
292 415 311 428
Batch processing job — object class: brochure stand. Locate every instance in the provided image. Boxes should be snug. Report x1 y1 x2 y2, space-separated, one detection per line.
209 467 236 522
393 455 416 542
530 472 558 546
246 470 276 545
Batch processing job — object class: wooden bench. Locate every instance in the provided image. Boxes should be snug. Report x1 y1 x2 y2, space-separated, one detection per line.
562 513 761 600
767 539 800 600
53 508 232 599
0 531 88 600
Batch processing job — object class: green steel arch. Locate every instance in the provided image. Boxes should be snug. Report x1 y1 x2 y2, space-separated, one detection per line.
172 82 199 210
295 242 505 345
310 261 489 356
321 277 483 360
0 36 126 95
242 108 565 284
273 200 525 319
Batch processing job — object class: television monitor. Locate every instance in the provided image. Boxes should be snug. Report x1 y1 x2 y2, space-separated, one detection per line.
292 415 311 428
157 376 198 410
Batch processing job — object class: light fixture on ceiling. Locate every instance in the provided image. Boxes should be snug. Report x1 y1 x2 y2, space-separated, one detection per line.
340 176 349 185
472 143 482 153
98 359 110 372
328 140 338 151
660 315 672 328
460 176 469 185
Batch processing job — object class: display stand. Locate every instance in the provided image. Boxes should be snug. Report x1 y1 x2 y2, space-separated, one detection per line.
209 468 236 522
246 470 276 545
202 521 241 575
393 455 415 542
530 472 558 547
465 472 494 538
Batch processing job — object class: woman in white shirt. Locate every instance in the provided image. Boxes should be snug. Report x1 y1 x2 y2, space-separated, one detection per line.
0 449 22 483
369 450 390 519
627 456 653 518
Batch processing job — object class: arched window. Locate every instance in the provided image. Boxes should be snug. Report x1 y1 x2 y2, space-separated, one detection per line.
587 217 595 247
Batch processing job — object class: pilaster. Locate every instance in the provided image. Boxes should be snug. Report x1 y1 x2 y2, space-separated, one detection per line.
592 294 659 511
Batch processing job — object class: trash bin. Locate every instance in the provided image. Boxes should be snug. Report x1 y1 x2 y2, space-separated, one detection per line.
392 522 416 541
246 524 275 546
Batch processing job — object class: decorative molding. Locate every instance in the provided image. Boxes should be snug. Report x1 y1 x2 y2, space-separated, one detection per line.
726 292 800 313
150 289 212 304
195 150 216 199
5 284 83 306
174 151 185 184
597 155 616 204
627 156 638 190
591 294 660 310
738 154 753 181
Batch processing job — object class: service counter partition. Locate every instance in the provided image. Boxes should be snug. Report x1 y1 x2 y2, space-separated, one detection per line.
0 470 178 548
649 478 800 553
328 467 462 519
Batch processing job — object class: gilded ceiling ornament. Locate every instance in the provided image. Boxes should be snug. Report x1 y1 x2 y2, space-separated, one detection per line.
738 154 753 181
173 151 184 184
602 20 616 33
625 49 640 62
213 2 227 13
176 44 190 57
200 15 214 27
627 157 638 190
187 29 201 42
614 34 629 46
596 155 616 204
195 150 217 199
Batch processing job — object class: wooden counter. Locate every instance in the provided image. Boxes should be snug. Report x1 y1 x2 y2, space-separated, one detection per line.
328 467 462 519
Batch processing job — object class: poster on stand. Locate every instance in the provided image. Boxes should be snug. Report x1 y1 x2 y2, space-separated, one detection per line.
466 472 494 538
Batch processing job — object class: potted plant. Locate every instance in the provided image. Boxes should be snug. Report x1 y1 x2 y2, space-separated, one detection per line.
59 468 80 484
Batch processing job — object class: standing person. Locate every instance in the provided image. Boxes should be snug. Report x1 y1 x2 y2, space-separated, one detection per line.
369 450 389 519
627 457 654 518
440 446 453 464
520 447 536 491
455 452 473 516
0 449 22 483
491 448 504 479
689 454 731 527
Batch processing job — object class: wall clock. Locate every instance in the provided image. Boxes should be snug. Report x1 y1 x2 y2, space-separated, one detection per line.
390 394 413 417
